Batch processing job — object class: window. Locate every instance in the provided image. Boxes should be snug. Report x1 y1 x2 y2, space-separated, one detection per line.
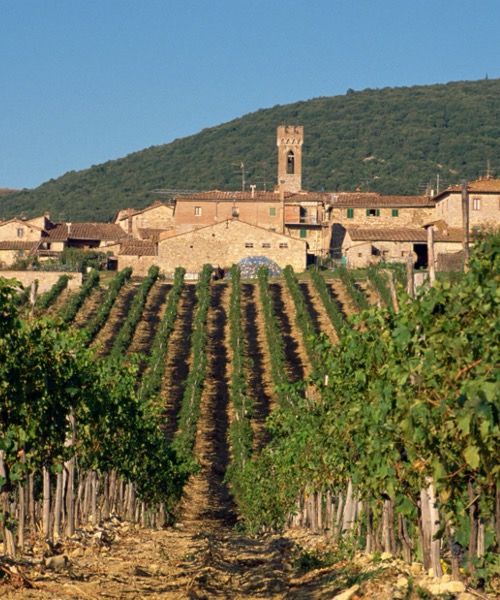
17 228 24 237
245 242 254 248
347 208 354 219
262 242 271 248
269 207 276 216
299 229 307 238
194 206 202 216
279 243 288 249
366 209 380 217
232 206 240 218
472 197 481 211
287 150 295 174
392 209 399 217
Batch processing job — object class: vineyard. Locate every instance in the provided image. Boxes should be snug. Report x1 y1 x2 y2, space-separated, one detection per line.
1 232 499 598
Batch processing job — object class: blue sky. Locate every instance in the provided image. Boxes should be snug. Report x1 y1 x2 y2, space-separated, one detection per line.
1 0 499 190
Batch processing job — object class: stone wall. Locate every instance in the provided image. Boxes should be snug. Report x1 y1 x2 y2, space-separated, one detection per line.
0 270 83 293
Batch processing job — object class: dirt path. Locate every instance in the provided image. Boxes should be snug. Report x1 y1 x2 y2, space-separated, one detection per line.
268 282 309 383
299 280 339 345
240 282 276 452
92 281 139 357
127 281 171 373
71 285 107 330
161 284 197 442
325 278 357 319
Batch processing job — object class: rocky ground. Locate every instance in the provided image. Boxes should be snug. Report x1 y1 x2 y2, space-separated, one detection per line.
0 518 495 599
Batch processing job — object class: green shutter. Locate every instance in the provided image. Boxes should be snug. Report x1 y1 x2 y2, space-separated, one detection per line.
347 208 354 218
376 209 380 216
392 209 399 217
269 207 276 216
366 209 371 216
300 229 307 239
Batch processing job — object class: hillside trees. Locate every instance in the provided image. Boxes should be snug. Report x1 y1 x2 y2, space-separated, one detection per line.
2 79 499 221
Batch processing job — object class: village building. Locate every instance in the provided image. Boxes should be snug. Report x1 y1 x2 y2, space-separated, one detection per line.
342 223 463 269
111 219 307 277
172 126 331 259
0 214 128 267
434 178 500 230
2 126 499 275
114 201 175 239
328 192 435 259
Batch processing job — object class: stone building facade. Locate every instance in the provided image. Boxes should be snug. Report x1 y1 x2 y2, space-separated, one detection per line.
434 178 500 230
277 125 303 193
115 201 175 238
114 219 307 276
342 225 463 269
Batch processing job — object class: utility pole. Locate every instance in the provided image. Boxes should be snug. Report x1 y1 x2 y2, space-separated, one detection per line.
461 180 470 272
427 224 436 285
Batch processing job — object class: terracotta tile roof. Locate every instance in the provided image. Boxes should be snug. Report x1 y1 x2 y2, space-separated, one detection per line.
44 222 128 241
330 193 434 208
137 227 171 242
119 240 157 256
0 241 39 252
43 223 69 240
175 190 327 203
346 226 463 243
434 178 500 199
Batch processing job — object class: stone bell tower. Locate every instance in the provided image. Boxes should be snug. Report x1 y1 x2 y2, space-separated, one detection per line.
277 125 303 193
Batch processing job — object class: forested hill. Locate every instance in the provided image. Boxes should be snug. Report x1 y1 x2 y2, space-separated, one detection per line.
2 78 499 222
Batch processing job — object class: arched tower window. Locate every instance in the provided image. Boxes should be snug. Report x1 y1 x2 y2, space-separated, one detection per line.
287 150 295 174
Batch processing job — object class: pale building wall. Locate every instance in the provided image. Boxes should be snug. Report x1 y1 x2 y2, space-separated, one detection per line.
116 255 155 277
0 221 43 242
0 271 82 293
332 206 435 228
174 200 283 234
157 219 306 273
435 193 500 229
130 204 175 235
0 250 25 268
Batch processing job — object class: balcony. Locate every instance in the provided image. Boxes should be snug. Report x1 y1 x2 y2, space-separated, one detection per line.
284 215 321 226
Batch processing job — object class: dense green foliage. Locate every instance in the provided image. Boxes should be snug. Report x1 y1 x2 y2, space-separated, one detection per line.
0 277 187 512
1 79 499 222
236 233 499 580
